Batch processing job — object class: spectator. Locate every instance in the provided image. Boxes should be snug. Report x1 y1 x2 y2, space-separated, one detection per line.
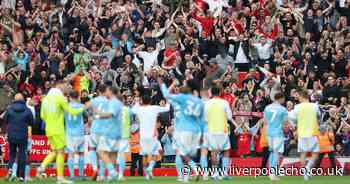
12 47 29 71
283 123 296 156
203 59 224 88
231 34 251 71
235 123 252 158
260 73 281 101
322 75 341 104
215 49 234 71
160 126 176 163
251 37 273 66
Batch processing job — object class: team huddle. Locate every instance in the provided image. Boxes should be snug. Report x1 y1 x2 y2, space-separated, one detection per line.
11 78 321 183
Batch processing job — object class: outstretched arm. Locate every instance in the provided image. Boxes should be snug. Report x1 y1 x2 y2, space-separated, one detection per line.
158 77 177 99
224 100 233 122
274 0 289 12
60 96 84 115
297 0 309 12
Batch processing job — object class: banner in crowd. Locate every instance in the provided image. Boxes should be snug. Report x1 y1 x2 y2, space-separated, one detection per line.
233 111 263 118
1 135 51 162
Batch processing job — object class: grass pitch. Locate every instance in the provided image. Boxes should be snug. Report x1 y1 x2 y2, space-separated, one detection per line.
0 176 350 184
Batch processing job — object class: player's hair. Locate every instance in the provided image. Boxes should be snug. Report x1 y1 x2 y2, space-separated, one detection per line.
54 80 67 87
179 86 192 94
211 85 221 96
69 90 79 99
110 86 120 96
97 84 107 94
274 92 285 101
141 95 152 105
297 89 309 99
81 89 88 94
187 79 200 93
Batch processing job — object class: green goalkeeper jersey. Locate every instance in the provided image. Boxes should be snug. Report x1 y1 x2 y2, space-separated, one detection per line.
40 88 84 137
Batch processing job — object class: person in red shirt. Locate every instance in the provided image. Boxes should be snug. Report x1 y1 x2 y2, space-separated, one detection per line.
162 41 179 70
220 84 236 106
191 1 215 38
235 124 252 157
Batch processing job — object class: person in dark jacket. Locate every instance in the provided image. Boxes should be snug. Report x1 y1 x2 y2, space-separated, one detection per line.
4 93 33 182
230 34 251 71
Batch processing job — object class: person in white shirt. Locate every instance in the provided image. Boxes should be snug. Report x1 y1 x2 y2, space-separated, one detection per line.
232 34 251 71
215 50 234 71
0 61 5 75
205 0 229 17
131 47 142 69
137 45 159 74
131 95 169 180
251 37 273 66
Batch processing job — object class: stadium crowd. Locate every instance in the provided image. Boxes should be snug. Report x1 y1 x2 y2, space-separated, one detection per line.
0 0 350 182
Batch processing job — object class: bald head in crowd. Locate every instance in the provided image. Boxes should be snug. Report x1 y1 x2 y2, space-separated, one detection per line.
14 93 24 101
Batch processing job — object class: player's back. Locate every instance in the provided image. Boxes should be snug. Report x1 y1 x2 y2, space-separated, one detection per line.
65 102 84 137
41 88 66 136
132 105 169 140
294 102 320 138
205 98 230 134
171 94 204 133
90 96 110 135
264 103 288 137
104 97 123 139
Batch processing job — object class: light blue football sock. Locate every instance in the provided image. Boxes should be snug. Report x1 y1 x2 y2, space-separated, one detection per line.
89 151 98 171
222 157 230 175
189 160 197 169
200 155 208 168
269 151 279 177
175 155 183 177
78 156 84 177
11 163 18 177
106 163 116 177
269 152 275 169
99 160 105 178
306 159 315 172
118 155 126 176
67 155 75 178
147 160 156 171
25 165 30 179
